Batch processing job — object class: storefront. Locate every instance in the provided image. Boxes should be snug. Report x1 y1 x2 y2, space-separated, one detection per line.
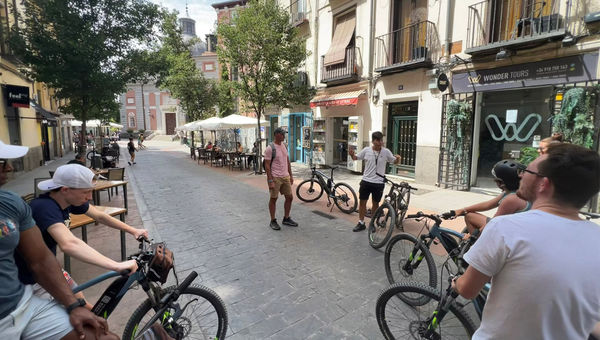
445 52 599 190
310 87 367 171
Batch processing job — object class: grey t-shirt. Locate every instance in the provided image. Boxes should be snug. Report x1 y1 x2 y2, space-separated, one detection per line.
0 190 36 319
356 147 396 184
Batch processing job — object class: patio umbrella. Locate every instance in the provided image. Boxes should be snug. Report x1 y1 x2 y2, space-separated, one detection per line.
219 114 268 129
197 116 223 130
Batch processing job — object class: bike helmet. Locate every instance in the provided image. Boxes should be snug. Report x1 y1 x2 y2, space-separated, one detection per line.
491 159 522 191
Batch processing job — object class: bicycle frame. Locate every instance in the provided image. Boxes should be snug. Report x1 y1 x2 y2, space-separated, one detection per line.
310 167 336 196
74 270 148 319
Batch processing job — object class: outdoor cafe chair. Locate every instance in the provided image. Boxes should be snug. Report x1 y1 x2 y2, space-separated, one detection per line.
34 177 51 198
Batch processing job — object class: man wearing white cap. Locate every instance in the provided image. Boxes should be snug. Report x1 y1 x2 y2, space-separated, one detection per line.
0 141 115 340
14 164 147 305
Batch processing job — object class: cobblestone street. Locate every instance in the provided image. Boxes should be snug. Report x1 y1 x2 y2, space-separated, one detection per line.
128 143 395 339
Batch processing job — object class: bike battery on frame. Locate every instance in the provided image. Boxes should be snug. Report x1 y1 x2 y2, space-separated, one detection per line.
91 275 130 318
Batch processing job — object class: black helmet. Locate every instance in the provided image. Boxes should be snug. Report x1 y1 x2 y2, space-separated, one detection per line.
491 159 522 191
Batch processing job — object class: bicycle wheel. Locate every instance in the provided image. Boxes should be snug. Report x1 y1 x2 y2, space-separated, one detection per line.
86 150 100 161
395 188 411 230
376 282 477 340
296 179 324 202
368 201 396 249
384 233 437 305
333 182 357 214
122 285 228 340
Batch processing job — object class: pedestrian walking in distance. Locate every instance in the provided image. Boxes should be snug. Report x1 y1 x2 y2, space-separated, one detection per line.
348 131 401 232
127 137 136 165
264 128 298 230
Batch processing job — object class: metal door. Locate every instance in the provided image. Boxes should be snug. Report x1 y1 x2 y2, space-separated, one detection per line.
388 116 417 176
165 113 176 135
438 93 476 191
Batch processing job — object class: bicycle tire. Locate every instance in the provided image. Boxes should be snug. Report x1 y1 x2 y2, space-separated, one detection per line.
395 188 411 230
368 201 396 249
376 281 477 340
333 182 357 214
122 285 228 340
296 179 324 202
86 150 100 161
384 233 437 306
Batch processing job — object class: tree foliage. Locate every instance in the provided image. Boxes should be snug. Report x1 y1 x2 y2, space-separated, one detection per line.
217 0 313 170
156 11 216 121
10 0 161 142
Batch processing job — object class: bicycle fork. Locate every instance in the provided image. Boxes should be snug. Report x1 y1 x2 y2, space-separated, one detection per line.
403 239 429 274
423 280 459 338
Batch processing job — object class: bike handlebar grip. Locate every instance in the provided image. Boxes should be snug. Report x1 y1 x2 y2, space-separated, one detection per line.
177 271 198 293
119 269 131 276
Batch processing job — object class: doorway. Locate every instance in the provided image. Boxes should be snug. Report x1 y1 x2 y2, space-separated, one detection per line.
41 123 51 162
165 112 176 135
288 113 306 162
6 106 24 171
387 102 418 177
333 117 348 166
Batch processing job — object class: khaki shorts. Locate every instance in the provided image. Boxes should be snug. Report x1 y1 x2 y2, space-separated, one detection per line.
270 177 292 198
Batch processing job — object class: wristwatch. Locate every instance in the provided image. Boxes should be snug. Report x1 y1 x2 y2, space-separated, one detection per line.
66 298 87 314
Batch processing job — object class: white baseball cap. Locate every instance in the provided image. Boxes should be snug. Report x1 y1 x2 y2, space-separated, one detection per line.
0 140 29 159
38 164 95 191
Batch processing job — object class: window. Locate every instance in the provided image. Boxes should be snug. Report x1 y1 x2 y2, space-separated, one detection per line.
129 116 136 127
127 97 134 104
323 11 356 66
204 63 214 71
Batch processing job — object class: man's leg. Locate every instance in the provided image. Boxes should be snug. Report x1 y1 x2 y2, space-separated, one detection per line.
269 197 277 220
354 181 370 231
283 194 292 218
358 200 368 221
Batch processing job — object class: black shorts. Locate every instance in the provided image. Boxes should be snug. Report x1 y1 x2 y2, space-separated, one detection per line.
359 180 385 201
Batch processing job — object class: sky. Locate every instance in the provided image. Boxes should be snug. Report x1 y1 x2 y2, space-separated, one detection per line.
151 0 218 40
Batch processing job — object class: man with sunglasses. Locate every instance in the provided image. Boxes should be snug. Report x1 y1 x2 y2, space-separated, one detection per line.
0 141 116 340
452 143 600 339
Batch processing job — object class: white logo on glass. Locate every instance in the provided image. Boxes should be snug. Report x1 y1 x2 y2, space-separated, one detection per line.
484 113 542 142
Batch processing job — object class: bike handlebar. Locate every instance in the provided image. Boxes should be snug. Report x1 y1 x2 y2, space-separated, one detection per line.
580 211 600 220
406 211 443 225
376 173 417 191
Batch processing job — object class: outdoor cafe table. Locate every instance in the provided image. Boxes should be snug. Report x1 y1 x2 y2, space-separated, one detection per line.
65 206 127 272
93 180 128 211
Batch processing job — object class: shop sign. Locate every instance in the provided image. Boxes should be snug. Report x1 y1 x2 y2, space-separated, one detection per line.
302 126 311 148
6 85 30 108
452 53 598 93
437 73 449 92
310 97 359 108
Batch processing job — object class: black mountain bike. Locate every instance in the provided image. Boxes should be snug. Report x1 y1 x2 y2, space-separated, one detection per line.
376 232 485 340
368 174 416 249
296 166 358 214
73 238 228 339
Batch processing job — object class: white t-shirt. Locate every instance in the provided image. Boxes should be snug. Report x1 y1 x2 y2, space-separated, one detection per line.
464 210 600 340
356 147 396 184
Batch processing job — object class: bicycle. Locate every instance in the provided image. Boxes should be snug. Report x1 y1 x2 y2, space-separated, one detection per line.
383 211 471 306
368 173 416 249
376 232 487 340
296 166 358 214
73 238 228 339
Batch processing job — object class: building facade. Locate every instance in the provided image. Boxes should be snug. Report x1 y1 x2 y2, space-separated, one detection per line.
0 0 70 175
270 0 600 190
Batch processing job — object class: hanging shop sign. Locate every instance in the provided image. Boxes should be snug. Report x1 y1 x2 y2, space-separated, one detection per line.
437 73 449 92
452 53 598 93
302 126 311 148
6 85 30 108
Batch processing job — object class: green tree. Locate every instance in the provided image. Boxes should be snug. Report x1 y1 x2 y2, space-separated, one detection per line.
217 0 313 171
216 68 235 117
157 12 216 122
10 0 161 146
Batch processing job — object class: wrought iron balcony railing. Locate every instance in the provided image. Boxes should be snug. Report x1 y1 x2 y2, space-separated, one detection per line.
466 0 572 54
320 46 359 85
289 0 308 26
375 21 435 73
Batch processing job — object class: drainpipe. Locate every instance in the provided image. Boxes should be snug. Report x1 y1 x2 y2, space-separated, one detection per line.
313 0 319 92
368 0 376 82
445 0 453 61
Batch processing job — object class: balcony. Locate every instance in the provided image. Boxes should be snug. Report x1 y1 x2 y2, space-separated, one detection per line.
321 46 359 86
289 0 308 27
465 0 571 56
375 21 435 74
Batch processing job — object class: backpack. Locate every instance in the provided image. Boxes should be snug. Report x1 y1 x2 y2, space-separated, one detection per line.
262 142 276 170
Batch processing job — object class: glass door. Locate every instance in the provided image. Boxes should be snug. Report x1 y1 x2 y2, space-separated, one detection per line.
387 102 418 177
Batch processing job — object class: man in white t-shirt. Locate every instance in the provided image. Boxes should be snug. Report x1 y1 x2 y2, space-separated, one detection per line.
452 143 600 339
348 131 400 232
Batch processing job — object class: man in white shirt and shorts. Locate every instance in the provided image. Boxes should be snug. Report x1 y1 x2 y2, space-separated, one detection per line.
348 131 401 232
